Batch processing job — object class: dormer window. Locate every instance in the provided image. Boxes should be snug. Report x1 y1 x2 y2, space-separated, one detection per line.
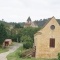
50 25 55 30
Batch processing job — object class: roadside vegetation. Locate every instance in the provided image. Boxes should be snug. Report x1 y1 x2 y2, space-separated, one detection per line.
0 21 59 60
0 23 40 55
0 46 8 53
7 46 57 60
0 23 40 46
0 23 58 60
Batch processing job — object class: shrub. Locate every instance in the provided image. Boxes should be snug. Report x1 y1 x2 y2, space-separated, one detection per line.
20 35 33 42
23 42 33 49
58 53 60 60
19 52 26 58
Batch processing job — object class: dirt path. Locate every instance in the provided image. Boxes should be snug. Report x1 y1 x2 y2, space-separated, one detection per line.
0 43 22 60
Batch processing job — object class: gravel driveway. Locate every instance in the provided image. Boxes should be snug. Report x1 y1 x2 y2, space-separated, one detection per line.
0 43 22 60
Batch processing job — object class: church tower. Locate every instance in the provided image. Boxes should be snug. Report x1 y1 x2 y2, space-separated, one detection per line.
27 16 32 24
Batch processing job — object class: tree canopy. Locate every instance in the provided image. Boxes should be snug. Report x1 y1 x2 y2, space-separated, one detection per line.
0 23 7 44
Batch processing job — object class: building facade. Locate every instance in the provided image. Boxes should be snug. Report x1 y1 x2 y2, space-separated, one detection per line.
34 16 60 58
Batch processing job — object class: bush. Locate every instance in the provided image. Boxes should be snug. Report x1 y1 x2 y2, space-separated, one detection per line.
20 35 33 42
23 42 33 49
58 53 60 60
19 52 26 58
21 35 33 49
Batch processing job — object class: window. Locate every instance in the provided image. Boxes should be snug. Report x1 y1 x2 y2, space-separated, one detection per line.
50 38 55 48
50 25 55 30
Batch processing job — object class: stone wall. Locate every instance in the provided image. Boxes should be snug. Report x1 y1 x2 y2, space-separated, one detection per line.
34 17 60 58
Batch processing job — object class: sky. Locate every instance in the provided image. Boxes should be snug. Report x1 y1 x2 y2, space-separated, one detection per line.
0 0 60 22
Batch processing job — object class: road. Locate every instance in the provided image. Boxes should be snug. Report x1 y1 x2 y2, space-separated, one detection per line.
0 43 22 60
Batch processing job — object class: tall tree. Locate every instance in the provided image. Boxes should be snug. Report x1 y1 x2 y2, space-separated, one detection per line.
0 23 7 44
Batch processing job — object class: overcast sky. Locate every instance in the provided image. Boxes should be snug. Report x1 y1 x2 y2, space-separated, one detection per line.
0 0 60 22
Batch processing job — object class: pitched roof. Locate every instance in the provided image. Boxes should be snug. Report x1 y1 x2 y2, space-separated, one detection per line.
42 16 59 28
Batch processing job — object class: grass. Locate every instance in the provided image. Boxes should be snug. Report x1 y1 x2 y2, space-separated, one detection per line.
7 46 58 60
0 42 15 54
0 42 16 54
0 46 8 53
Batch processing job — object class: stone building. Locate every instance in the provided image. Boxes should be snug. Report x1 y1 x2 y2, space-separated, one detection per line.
34 16 60 58
24 17 38 28
3 39 12 47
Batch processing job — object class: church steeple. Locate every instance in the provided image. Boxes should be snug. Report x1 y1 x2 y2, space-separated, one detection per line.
27 16 31 24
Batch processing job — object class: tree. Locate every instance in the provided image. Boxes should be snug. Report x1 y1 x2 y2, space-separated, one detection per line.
0 23 7 44
20 35 33 42
23 41 33 49
14 23 23 28
21 35 33 49
18 27 40 43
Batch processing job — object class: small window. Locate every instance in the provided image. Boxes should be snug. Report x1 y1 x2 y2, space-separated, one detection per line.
50 38 55 48
50 25 55 30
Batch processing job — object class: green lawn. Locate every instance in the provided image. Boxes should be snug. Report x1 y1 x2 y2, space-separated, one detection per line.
0 47 8 53
7 46 57 60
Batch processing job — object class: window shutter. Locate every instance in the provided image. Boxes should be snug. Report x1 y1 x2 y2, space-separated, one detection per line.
50 38 55 48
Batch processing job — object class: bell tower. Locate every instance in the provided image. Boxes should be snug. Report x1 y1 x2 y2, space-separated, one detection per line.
27 16 32 24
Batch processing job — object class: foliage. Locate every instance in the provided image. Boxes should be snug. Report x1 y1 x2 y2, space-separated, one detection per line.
58 53 60 60
23 42 33 49
10 28 21 42
7 46 57 60
0 18 60 27
0 21 40 46
21 35 33 49
0 22 40 47
1 25 40 51
20 35 33 42
19 27 40 49
0 46 8 53
0 23 7 44
18 27 40 42
14 23 23 28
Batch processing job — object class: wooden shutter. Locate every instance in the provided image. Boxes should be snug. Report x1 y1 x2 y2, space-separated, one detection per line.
50 38 55 48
